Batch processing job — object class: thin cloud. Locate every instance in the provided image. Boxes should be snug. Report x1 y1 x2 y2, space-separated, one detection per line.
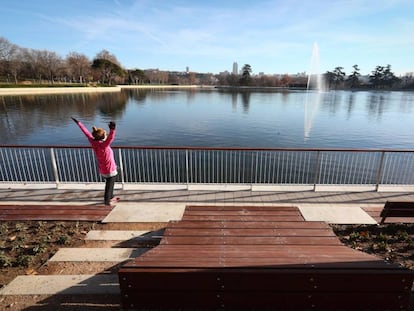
0 0 412 74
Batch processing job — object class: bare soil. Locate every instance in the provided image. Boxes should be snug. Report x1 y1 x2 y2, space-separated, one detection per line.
332 223 414 270
0 221 413 310
0 221 98 286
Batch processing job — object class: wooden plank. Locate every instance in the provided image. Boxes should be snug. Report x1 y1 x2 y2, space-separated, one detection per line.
186 205 299 211
160 236 343 245
220 292 410 310
181 215 304 221
0 204 112 221
119 290 409 310
382 217 414 224
0 214 107 221
382 201 414 210
141 244 368 253
0 205 111 210
120 291 223 309
0 209 110 215
142 247 368 258
163 227 335 237
120 291 410 310
123 258 406 269
382 209 414 217
133 249 383 261
183 210 302 216
119 269 411 291
168 220 330 229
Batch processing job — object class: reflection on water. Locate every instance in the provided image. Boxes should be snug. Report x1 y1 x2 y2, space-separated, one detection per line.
304 91 323 140
1 92 129 145
1 89 414 149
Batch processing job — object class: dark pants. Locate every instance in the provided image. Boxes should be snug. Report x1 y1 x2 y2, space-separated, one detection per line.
104 175 117 205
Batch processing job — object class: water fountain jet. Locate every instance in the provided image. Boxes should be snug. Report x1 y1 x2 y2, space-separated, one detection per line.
307 42 325 91
304 42 324 140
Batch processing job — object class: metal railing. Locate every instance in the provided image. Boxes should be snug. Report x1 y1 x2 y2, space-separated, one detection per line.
1 145 414 191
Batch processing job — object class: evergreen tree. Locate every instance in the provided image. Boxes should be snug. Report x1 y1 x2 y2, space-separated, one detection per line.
346 64 360 88
239 64 252 86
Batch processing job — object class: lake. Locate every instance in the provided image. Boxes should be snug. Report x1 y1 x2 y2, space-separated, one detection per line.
1 88 414 149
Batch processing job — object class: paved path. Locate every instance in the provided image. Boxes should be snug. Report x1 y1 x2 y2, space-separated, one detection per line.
1 187 414 301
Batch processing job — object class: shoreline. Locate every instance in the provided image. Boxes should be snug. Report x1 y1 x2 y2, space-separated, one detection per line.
0 84 204 96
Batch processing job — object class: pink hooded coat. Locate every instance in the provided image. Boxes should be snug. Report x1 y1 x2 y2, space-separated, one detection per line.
76 121 117 176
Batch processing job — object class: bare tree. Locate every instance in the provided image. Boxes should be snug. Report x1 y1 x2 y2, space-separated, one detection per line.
65 52 91 83
0 37 19 82
145 69 169 84
42 50 63 83
0 37 16 59
280 74 291 87
8 47 25 83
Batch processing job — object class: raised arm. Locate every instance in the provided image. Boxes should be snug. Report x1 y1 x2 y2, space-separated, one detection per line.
101 121 116 146
71 117 94 140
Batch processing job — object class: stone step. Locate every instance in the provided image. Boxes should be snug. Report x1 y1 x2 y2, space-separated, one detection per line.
49 248 148 262
85 230 150 240
102 202 185 223
0 274 120 295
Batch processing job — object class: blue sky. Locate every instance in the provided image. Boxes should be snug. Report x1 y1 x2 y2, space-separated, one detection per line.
1 0 413 76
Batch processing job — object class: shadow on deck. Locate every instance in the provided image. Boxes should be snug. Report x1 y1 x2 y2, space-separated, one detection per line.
118 205 414 310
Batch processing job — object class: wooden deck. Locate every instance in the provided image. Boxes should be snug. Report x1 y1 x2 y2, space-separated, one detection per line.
362 206 414 224
119 205 414 310
0 204 113 221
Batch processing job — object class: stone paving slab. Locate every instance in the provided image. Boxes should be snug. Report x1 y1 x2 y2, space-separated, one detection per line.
104 202 380 225
103 202 186 223
298 204 377 224
0 275 120 295
49 248 148 262
85 230 149 240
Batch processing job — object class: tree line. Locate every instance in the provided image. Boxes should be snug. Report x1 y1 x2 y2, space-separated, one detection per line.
0 36 146 85
1 36 413 89
227 64 414 90
324 64 413 90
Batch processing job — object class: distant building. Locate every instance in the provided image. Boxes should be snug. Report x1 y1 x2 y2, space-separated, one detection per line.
232 62 238 75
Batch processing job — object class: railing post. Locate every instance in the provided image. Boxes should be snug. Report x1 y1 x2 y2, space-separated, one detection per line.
50 148 59 189
250 151 257 190
313 150 321 191
376 151 386 192
185 149 189 188
118 149 125 189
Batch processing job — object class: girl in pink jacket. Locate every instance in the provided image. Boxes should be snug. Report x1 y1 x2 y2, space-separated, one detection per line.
72 117 119 206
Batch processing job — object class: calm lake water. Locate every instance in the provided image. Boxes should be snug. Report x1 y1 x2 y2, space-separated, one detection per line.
1 88 414 149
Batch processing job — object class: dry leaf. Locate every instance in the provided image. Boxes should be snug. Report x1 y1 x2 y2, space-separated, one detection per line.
25 268 38 275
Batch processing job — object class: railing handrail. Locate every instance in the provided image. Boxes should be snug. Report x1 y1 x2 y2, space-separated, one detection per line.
2 144 414 153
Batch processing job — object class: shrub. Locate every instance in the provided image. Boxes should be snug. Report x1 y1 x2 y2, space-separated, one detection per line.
0 251 13 267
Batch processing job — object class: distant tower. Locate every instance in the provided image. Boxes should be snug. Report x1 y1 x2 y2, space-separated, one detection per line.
186 66 189 73
232 62 238 75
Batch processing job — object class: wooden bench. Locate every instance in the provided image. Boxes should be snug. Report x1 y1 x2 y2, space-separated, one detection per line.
119 205 414 310
380 201 414 224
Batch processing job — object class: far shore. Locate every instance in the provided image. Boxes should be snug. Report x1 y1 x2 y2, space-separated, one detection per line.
0 84 204 96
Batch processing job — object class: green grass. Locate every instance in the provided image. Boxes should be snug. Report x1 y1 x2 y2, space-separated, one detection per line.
0 83 112 88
